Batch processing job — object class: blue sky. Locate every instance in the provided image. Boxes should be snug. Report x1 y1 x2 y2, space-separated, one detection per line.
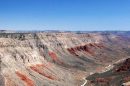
0 0 130 31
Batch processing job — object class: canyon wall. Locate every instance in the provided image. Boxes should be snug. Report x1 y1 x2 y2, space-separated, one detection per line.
0 31 130 86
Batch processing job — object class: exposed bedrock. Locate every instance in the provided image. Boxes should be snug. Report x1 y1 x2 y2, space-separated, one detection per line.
0 31 130 86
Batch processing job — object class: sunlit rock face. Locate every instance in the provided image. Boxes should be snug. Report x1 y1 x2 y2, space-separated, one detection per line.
0 31 130 86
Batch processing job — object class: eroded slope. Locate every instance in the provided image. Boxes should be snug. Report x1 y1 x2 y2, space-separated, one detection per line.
0 31 130 86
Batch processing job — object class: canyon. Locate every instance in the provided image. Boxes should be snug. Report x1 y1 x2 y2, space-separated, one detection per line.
0 31 130 86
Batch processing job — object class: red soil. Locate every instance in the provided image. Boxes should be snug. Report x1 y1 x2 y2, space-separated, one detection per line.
30 64 57 80
116 58 130 72
67 43 102 56
67 48 78 56
48 52 58 61
48 52 63 64
67 43 105 56
16 71 35 86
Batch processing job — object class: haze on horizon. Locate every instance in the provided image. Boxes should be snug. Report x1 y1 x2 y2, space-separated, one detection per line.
0 0 130 31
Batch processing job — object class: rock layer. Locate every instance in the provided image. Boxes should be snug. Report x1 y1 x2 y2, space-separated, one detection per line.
0 31 130 86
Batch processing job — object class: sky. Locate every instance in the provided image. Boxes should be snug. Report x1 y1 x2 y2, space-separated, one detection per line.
0 0 130 31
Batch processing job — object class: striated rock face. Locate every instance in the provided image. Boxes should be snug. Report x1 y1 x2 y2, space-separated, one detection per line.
0 31 130 86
